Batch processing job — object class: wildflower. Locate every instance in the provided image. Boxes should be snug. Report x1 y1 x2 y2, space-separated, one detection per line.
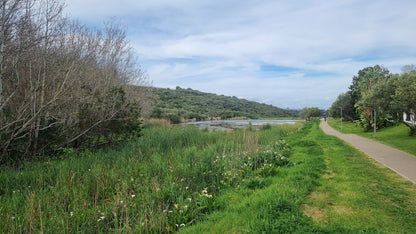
174 204 179 209
70 212 74 217
187 197 192 202
185 186 189 190
131 194 136 198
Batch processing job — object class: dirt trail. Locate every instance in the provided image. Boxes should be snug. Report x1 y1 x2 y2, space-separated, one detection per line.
320 120 416 184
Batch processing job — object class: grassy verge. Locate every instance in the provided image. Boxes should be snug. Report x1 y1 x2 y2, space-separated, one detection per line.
182 120 416 233
327 118 416 156
305 120 416 232
181 120 325 233
1 120 415 233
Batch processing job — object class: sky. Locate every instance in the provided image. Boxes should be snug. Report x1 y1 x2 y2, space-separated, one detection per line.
64 0 416 109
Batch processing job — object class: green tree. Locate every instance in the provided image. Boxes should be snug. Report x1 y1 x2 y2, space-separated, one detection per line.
300 107 321 121
356 75 398 130
349 65 391 120
349 65 391 130
329 92 355 121
392 72 416 135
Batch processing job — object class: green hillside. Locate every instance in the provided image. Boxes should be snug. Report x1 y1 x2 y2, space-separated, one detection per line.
151 87 298 123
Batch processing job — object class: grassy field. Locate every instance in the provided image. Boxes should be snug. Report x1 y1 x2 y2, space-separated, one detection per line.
328 118 416 156
1 120 416 233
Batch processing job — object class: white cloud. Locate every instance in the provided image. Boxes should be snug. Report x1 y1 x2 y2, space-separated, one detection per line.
64 0 416 109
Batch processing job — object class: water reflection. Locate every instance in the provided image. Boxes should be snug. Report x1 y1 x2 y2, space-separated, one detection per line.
183 119 299 130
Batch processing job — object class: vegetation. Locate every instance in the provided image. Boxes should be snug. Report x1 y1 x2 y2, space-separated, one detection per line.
303 121 416 233
0 119 301 233
328 118 416 156
152 87 298 123
329 64 416 135
0 0 154 163
1 120 415 233
300 107 323 121
329 93 355 121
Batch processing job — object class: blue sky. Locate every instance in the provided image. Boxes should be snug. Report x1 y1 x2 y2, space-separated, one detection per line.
64 0 416 109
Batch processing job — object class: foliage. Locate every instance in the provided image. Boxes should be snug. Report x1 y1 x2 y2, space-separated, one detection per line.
329 92 355 121
349 65 391 112
300 107 322 120
391 72 416 135
332 64 416 134
349 65 392 130
152 87 298 122
0 0 154 163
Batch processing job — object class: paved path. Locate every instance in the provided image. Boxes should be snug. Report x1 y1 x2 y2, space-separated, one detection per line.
320 120 416 184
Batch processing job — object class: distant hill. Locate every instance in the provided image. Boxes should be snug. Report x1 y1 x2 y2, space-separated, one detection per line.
151 87 298 123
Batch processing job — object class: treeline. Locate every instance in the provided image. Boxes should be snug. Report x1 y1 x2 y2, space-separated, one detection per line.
329 65 416 135
0 0 154 163
152 87 298 123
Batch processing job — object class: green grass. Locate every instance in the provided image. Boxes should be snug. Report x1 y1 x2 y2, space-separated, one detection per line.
305 120 416 232
1 120 416 233
0 120 302 233
181 121 326 233
328 118 416 156
182 120 416 233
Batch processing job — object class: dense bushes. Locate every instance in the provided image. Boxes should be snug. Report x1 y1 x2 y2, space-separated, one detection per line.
0 0 154 162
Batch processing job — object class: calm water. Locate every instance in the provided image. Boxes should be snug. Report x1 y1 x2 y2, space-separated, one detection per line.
183 119 299 130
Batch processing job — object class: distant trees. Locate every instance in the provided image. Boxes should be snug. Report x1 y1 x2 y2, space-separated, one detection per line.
330 64 416 135
152 87 298 122
300 107 322 121
329 92 355 121
0 0 153 162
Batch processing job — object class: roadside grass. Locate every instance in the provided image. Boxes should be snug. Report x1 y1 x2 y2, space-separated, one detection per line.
182 120 416 233
181 121 325 233
2 119 416 233
304 122 416 233
327 118 416 156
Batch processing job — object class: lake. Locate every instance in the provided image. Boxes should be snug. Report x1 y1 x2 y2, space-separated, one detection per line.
183 119 300 130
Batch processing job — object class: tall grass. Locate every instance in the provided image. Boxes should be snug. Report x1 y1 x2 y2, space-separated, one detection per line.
182 119 416 233
0 121 299 233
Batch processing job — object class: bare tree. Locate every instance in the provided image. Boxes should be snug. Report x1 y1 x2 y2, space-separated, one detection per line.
1 0 153 162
